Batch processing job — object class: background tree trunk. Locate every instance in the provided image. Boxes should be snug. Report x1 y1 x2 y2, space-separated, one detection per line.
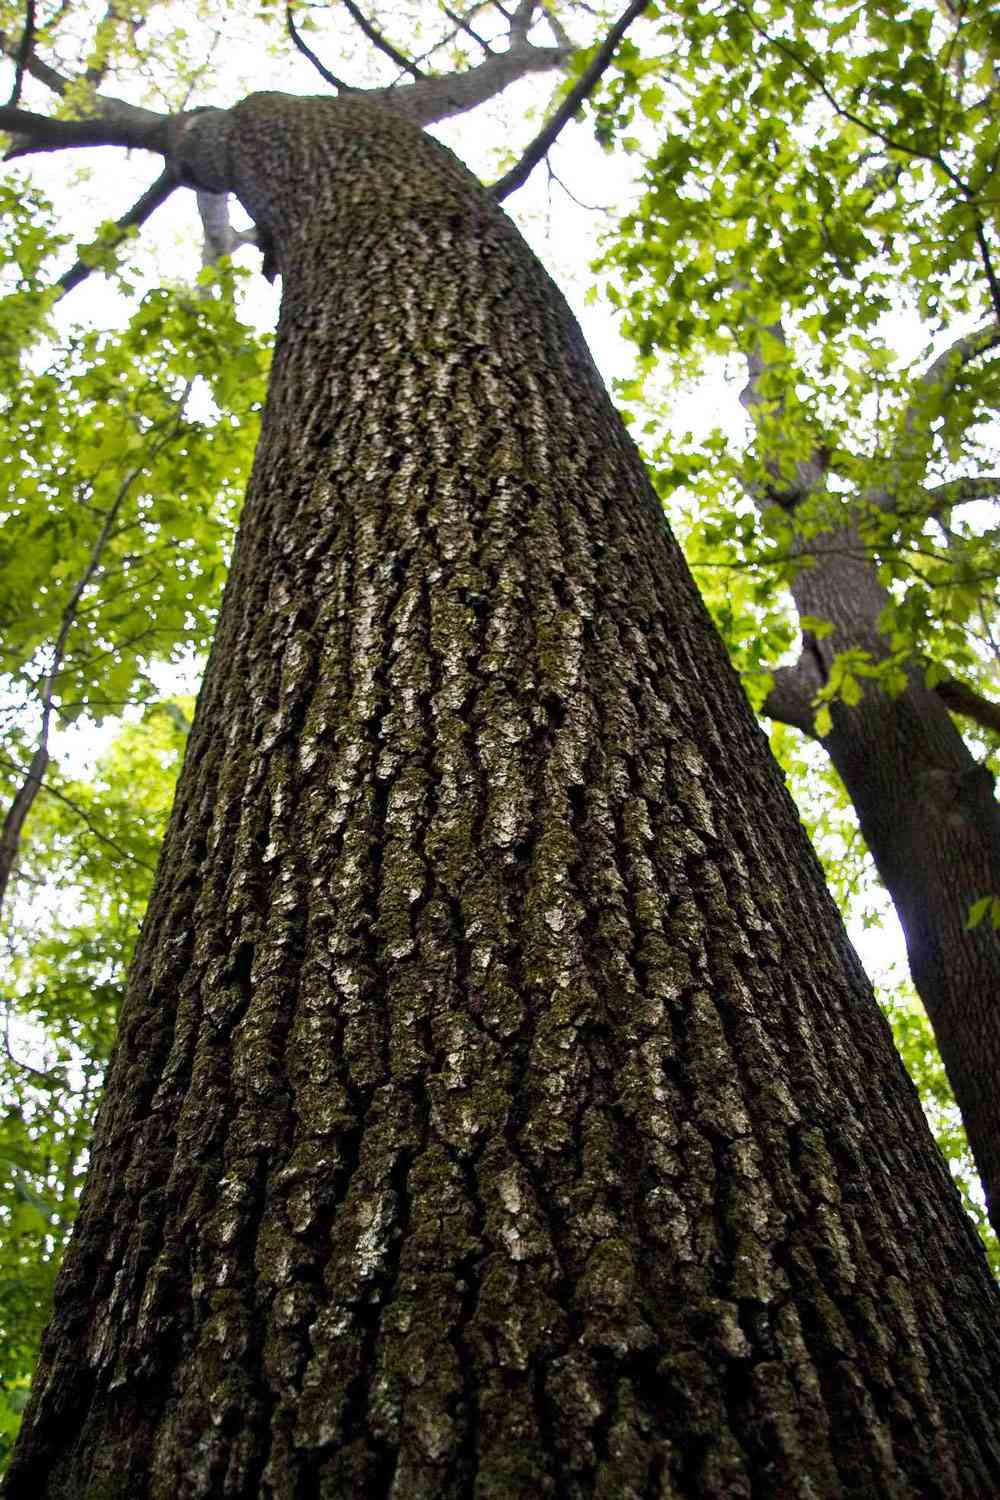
6 96 1000 1500
782 529 1000 1231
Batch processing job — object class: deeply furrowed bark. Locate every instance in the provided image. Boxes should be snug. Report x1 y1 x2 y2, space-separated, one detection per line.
6 95 1000 1499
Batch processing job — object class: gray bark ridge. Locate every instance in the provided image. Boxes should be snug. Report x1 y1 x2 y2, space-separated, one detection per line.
7 92 1000 1500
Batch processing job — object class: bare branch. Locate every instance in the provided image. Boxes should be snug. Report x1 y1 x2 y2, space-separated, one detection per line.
56 166 178 297
973 213 1000 321
370 41 568 127
286 3 354 91
934 676 1000 736
341 0 425 80
540 1 573 50
0 395 190 918
760 657 824 736
0 100 168 158
0 742 48 914
6 0 36 107
509 0 537 45
0 25 68 95
491 0 650 201
197 189 249 266
443 4 495 54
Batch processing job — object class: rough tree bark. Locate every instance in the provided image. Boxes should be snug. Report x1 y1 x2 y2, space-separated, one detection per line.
6 94 1000 1499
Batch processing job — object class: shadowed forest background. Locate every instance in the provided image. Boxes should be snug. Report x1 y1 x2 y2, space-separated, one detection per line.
0 0 998 1476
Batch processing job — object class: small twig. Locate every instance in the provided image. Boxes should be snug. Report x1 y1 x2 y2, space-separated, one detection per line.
972 217 1000 321
539 0 573 50
56 166 178 297
6 0 36 107
546 158 611 213
443 3 494 53
341 0 424 79
0 395 190 916
491 0 650 201
285 3 354 91
0 749 156 877
3 1008 67 1088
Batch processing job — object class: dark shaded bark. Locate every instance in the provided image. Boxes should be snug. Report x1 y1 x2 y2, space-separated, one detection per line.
768 528 1000 1234
6 95 1000 1499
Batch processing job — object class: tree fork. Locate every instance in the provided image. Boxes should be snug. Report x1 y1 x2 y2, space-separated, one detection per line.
5 94 1000 1499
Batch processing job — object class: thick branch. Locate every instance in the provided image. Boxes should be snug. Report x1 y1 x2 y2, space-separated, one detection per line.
760 656 824 735
0 100 168 158
369 41 568 126
491 0 650 201
934 676 1000 737
738 315 829 509
509 0 537 45
197 189 260 267
0 25 68 95
906 321 1000 426
869 321 1000 512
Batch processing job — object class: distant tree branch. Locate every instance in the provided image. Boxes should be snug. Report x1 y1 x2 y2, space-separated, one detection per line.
341 0 425 79
491 0 650 201
539 0 573 50
196 189 263 267
925 474 1000 514
0 23 67 96
0 398 189 917
443 3 494 54
285 3 354 91
934 676 1000 737
3 1006 68 1088
910 322 1000 414
0 752 156 878
972 218 1000 321
5 0 36 107
737 314 830 510
56 166 178 297
760 657 824 736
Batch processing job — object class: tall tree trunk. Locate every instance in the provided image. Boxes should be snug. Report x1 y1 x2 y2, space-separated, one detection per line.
777 530 1000 1231
6 95 1000 1499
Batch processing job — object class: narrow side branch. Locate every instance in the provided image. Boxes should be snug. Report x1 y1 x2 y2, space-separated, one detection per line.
57 167 178 297
934 676 1000 737
286 3 354 91
491 0 650 201
6 0 36 107
341 0 425 79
